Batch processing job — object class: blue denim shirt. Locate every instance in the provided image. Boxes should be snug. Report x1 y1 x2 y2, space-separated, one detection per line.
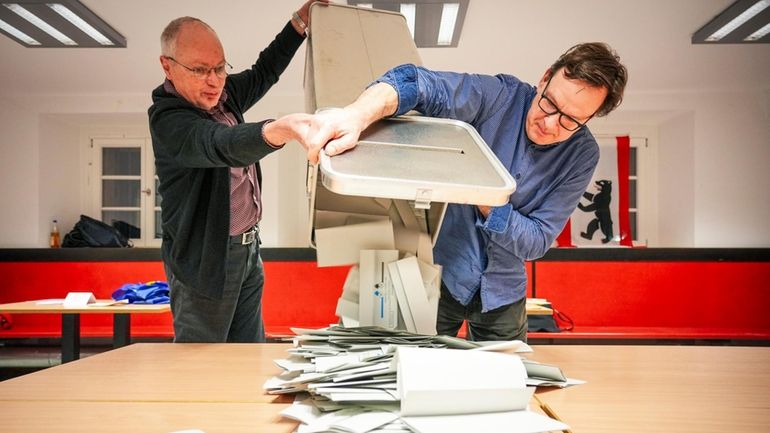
375 64 599 312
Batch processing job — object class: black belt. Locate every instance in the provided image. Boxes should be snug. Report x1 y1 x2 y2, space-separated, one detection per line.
230 225 259 245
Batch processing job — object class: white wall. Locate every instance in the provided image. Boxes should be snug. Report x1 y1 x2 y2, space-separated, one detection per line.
1 85 768 248
0 100 39 246
38 115 81 246
658 112 695 246
619 90 770 247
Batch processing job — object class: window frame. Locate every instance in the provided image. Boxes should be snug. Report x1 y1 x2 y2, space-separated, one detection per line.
88 136 160 247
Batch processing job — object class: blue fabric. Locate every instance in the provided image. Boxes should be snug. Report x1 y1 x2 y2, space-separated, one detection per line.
375 64 599 312
112 281 170 304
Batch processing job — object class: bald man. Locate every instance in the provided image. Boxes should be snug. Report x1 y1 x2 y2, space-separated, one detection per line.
148 1 331 343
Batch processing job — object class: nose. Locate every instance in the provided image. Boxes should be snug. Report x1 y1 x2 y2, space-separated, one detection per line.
542 112 560 131
204 70 223 85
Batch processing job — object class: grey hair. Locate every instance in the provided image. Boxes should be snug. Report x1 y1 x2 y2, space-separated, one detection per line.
160 16 213 57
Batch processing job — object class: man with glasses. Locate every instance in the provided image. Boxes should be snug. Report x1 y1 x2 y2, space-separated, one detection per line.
318 43 628 342
148 0 332 343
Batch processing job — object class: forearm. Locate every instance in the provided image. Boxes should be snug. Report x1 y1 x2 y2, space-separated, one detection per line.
480 206 553 261
345 82 399 130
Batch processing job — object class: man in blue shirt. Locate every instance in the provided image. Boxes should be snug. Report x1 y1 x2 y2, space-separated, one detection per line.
320 42 628 341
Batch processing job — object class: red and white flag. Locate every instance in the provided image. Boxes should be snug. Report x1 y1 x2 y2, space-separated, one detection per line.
556 136 633 247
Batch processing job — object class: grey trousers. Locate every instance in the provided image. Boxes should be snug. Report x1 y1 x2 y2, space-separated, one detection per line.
436 283 528 342
166 241 265 343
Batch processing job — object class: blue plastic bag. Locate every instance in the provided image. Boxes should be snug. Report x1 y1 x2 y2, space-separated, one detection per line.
112 281 170 304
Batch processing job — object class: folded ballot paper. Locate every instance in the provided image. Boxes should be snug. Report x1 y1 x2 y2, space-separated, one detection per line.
266 327 574 433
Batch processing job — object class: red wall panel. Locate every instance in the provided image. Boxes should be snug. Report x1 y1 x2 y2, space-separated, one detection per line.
535 261 770 331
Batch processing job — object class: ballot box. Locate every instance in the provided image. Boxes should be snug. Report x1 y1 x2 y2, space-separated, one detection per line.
304 4 516 334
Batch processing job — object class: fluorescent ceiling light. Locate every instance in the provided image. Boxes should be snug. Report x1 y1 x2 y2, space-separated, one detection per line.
400 3 415 38
347 0 468 48
744 21 770 40
47 2 112 45
706 0 770 41
4 2 75 45
437 2 459 46
0 16 39 44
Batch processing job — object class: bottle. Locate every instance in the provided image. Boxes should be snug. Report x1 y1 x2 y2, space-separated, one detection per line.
50 219 61 248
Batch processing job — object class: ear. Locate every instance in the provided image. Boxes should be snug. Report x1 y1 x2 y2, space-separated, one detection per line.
537 68 552 88
160 56 173 80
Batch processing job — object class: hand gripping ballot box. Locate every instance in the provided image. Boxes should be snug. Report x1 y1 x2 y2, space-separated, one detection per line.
305 4 516 335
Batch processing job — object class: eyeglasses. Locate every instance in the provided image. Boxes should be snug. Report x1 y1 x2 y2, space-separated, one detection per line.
165 56 232 80
537 75 594 131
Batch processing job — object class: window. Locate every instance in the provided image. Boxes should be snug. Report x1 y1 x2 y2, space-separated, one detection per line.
89 137 160 247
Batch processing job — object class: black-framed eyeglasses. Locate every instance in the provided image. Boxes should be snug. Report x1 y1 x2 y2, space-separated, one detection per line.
537 75 594 131
165 56 232 80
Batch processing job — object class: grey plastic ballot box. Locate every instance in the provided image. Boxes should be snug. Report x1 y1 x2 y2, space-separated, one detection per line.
304 2 421 112
319 115 516 207
304 4 516 251
307 115 517 249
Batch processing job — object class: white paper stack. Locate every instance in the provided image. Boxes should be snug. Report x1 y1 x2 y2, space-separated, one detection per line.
264 327 577 433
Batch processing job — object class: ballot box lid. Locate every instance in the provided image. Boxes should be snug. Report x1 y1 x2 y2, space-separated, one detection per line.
318 115 516 208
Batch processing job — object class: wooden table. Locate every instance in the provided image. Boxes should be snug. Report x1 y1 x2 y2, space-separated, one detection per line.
0 300 169 363
530 345 770 433
0 343 768 432
0 401 296 433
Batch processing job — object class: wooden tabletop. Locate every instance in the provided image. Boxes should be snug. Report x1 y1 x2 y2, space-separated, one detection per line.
530 345 770 433
0 299 169 314
0 343 289 403
0 401 296 433
0 343 768 432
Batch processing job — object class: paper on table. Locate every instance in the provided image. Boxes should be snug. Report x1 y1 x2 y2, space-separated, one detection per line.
396 346 529 416
87 299 129 307
401 408 569 433
35 299 64 305
62 292 96 307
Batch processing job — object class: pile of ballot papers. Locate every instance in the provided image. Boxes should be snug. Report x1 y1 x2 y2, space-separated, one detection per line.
264 326 582 433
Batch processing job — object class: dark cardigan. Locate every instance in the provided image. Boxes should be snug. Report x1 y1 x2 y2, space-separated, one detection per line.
147 22 304 299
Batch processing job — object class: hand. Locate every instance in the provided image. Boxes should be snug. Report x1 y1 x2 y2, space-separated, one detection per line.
307 107 367 163
477 205 492 218
294 0 330 34
263 109 364 165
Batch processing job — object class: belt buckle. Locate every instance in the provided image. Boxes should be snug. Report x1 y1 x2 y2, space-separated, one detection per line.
241 226 257 245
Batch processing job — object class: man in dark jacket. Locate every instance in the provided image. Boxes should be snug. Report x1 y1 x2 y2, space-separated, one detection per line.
148 1 332 343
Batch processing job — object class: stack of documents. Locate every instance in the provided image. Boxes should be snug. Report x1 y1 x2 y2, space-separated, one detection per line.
265 326 579 433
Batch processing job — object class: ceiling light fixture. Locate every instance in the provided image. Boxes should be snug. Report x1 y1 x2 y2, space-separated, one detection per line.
744 21 770 40
47 3 112 45
5 3 75 45
400 3 416 39
346 0 468 48
0 0 125 48
437 3 459 46
706 0 770 41
693 0 770 44
0 16 38 44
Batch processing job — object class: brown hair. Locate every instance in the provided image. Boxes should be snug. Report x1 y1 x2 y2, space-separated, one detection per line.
548 42 628 117
160 16 213 57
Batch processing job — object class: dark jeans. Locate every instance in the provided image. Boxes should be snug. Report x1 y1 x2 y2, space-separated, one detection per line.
437 283 527 342
166 240 265 343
